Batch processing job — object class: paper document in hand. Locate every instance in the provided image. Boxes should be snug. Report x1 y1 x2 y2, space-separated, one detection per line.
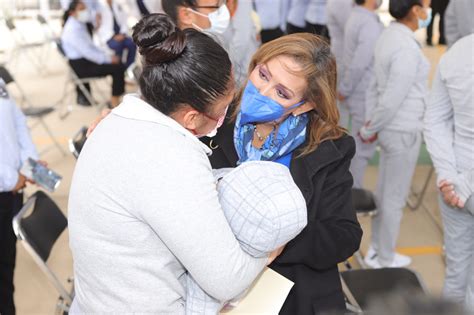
220 267 294 315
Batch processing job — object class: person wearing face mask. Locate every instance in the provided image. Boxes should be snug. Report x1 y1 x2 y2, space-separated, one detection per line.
359 0 432 269
162 0 231 45
68 14 281 313
61 0 125 108
200 34 362 315
337 0 384 189
162 0 259 86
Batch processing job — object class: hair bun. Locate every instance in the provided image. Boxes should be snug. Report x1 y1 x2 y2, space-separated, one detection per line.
132 13 186 65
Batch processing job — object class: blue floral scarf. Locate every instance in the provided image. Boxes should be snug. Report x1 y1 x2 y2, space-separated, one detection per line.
234 112 309 166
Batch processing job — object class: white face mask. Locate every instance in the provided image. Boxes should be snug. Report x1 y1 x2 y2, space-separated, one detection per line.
76 10 90 23
188 5 230 34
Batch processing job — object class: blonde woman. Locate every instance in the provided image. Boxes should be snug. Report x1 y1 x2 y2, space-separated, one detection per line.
202 33 362 315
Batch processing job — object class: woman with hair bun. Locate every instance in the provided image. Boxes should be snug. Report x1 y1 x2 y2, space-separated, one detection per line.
67 13 275 313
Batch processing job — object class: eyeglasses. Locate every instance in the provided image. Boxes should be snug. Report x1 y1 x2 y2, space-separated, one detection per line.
194 0 226 9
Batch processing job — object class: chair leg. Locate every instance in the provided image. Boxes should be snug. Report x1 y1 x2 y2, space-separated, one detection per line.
407 166 435 211
38 118 67 156
354 250 368 269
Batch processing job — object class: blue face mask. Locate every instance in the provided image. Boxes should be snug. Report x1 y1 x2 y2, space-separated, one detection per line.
418 7 432 29
240 81 305 125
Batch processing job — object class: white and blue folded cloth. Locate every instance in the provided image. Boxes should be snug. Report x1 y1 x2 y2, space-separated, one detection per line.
186 161 307 314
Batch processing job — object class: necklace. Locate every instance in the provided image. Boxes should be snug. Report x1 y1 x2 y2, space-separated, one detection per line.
254 124 276 142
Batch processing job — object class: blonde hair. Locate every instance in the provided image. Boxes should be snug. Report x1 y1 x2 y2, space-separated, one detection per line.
235 33 346 156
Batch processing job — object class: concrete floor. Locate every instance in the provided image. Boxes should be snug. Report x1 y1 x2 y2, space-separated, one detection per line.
1 13 451 315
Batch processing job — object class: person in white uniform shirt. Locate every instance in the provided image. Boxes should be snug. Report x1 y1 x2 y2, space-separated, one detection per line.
97 0 137 68
444 0 474 47
61 0 125 107
424 34 474 312
0 79 40 315
222 0 260 85
305 0 329 40
68 14 277 313
359 0 432 269
326 0 353 127
337 0 383 188
253 0 285 43
286 0 309 34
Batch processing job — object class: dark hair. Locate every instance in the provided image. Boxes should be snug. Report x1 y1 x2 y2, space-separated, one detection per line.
132 13 232 115
62 0 82 25
354 0 366 4
389 0 422 19
162 0 198 24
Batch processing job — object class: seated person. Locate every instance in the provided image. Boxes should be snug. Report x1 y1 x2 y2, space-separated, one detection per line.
97 0 137 69
61 0 125 107
186 161 307 314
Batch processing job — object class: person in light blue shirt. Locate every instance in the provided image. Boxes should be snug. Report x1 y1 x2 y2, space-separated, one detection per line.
305 0 329 39
253 0 286 43
0 79 39 315
286 0 309 34
337 0 384 188
61 0 125 107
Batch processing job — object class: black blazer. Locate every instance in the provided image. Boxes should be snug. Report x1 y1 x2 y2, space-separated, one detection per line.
201 119 363 315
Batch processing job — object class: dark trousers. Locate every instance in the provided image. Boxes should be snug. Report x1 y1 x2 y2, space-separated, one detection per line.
107 36 137 69
0 192 23 315
305 22 330 42
427 0 450 44
260 27 284 44
69 58 125 99
286 22 307 35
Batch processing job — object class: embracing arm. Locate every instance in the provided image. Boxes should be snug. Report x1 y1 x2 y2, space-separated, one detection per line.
275 137 362 270
138 142 266 301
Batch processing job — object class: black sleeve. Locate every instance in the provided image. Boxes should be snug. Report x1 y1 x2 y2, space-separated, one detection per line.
274 137 363 270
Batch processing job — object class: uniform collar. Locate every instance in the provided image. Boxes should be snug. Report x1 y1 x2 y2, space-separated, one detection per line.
391 21 416 39
354 6 378 18
113 94 212 155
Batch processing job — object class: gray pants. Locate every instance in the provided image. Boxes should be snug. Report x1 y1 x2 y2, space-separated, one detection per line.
440 195 474 312
371 129 422 265
345 95 377 188
338 99 350 129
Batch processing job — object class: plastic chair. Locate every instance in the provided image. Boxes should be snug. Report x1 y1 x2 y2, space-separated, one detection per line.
340 267 427 313
69 126 88 159
12 191 74 313
0 65 66 156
